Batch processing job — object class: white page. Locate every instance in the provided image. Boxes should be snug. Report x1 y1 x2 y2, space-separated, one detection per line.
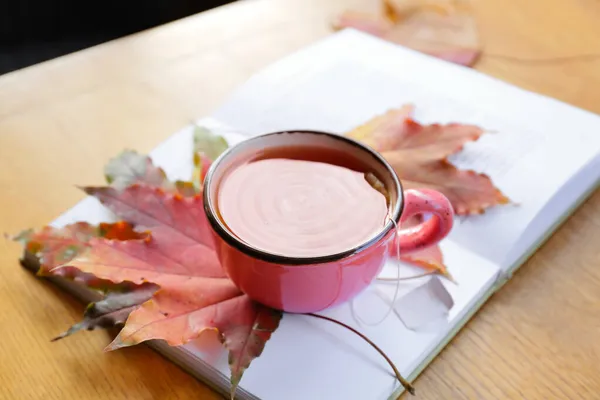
504 152 600 271
49 120 501 400
213 29 600 266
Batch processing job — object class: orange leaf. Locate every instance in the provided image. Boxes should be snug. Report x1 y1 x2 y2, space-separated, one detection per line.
345 104 415 150
56 184 282 395
397 216 454 280
346 105 509 215
333 0 480 67
401 245 453 280
13 221 143 276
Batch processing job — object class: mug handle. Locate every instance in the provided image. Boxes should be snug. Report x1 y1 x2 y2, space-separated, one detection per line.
395 189 454 254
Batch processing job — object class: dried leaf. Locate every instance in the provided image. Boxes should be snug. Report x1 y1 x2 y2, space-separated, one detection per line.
60 233 223 285
105 150 171 190
56 184 282 394
398 216 453 281
192 152 213 190
107 278 280 398
52 284 157 341
193 126 229 162
402 245 451 279
347 105 509 215
386 7 480 66
387 157 509 215
226 306 282 393
81 185 217 258
192 126 228 189
333 0 480 66
13 222 143 276
105 150 198 195
362 174 452 277
173 180 198 196
348 104 415 149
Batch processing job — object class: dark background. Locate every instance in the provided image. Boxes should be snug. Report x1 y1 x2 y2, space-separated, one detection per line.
0 0 235 75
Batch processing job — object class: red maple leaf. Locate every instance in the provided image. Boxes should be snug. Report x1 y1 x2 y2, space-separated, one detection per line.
53 184 282 396
347 104 508 274
346 104 509 215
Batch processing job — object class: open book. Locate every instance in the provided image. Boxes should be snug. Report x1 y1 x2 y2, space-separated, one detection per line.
34 30 600 400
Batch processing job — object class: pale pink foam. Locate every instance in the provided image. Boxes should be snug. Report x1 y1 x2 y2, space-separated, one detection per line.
217 158 388 257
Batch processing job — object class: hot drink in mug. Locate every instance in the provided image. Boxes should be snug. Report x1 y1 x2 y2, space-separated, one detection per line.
203 131 453 313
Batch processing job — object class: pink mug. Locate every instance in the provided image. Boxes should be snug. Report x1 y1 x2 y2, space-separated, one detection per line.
203 130 454 313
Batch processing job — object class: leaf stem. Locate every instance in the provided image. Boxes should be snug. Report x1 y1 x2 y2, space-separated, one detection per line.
306 313 415 396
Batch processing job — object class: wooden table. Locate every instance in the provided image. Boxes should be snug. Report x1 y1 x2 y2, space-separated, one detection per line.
1 0 599 398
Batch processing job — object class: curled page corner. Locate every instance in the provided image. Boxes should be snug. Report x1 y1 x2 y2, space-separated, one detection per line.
384 276 454 331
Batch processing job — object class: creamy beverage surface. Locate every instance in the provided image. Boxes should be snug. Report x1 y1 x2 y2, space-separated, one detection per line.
217 158 388 257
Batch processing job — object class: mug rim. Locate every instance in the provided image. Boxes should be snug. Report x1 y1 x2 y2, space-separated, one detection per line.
202 130 404 266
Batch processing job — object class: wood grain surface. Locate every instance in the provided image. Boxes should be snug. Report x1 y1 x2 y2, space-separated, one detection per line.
1 0 599 398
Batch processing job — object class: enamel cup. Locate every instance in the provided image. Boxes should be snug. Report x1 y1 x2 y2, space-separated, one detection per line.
203 131 454 313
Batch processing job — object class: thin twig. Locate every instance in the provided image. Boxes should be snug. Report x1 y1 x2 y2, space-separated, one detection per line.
306 313 415 396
